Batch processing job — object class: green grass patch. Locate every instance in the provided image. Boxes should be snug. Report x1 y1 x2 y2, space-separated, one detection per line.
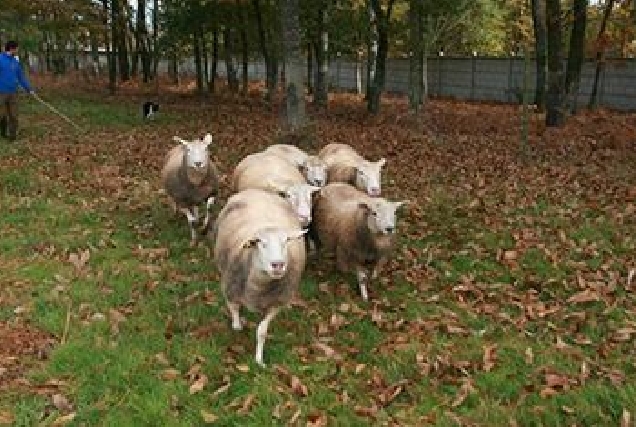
0 92 634 426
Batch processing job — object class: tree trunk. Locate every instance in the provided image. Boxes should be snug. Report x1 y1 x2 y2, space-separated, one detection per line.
113 0 130 82
108 0 118 93
152 0 159 81
408 0 423 113
238 0 250 95
366 1 378 101
531 0 547 111
545 0 565 127
281 0 306 131
224 28 240 93
307 42 313 94
313 6 328 107
564 0 587 114
367 0 395 114
209 29 219 93
136 0 150 82
169 55 179 85
194 30 205 93
253 0 278 101
589 0 614 109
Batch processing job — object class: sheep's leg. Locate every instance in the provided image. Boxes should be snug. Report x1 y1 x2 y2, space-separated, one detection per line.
201 196 216 231
335 246 350 273
227 300 243 331
371 258 387 280
192 206 200 222
356 267 370 302
255 307 280 367
180 207 199 247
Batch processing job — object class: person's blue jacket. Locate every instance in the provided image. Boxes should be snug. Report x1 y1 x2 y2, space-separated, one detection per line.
0 52 32 94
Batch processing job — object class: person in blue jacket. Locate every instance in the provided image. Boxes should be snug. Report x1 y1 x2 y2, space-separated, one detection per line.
0 40 34 141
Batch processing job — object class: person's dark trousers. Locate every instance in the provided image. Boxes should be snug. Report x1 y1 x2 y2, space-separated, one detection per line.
0 94 18 140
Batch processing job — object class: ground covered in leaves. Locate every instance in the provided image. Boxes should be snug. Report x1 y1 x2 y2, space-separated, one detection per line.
0 75 635 426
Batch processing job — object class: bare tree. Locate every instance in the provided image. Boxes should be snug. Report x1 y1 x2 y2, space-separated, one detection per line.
531 0 547 110
545 0 565 126
589 0 615 109
281 0 306 131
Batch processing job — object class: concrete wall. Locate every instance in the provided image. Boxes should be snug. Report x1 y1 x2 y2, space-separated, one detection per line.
68 54 636 111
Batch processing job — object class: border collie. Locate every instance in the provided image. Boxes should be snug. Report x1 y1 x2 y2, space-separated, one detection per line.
142 101 160 120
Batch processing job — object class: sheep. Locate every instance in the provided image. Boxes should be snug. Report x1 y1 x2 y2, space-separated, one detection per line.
213 188 308 366
309 183 407 301
263 144 327 187
161 133 219 247
232 151 320 228
318 143 386 196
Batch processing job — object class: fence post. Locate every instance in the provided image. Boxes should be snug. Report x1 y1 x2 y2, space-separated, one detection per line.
599 58 607 107
507 54 514 103
471 52 476 100
437 51 443 97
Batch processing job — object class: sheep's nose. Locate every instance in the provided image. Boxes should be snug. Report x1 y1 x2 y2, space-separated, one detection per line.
299 215 310 227
271 262 286 271
385 227 394 234
369 188 380 196
194 161 203 167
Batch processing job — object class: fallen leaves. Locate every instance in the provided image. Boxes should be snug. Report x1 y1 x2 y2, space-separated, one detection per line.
189 374 208 395
200 410 218 424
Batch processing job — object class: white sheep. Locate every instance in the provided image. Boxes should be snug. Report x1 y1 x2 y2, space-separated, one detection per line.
161 133 219 246
263 144 327 187
232 151 320 228
318 143 386 196
213 188 308 366
309 183 407 301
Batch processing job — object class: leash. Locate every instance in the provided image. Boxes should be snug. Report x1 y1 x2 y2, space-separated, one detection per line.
30 92 84 132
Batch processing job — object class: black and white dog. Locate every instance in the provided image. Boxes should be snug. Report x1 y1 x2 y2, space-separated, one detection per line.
142 101 160 120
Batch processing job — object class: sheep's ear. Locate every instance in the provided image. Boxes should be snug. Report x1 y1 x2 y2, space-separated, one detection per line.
286 229 308 242
377 158 386 168
173 136 188 145
202 133 213 146
358 202 371 213
242 238 260 248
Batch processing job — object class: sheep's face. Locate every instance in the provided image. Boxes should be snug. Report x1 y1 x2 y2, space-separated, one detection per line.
176 133 213 171
360 198 407 235
243 228 308 279
279 183 321 228
300 157 327 187
354 158 386 197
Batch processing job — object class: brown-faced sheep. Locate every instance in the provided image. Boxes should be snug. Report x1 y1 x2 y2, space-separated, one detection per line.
213 188 308 366
232 151 320 228
263 144 327 187
309 183 407 301
318 143 386 196
161 133 219 246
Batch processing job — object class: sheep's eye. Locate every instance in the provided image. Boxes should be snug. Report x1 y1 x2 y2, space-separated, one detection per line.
371 211 378 217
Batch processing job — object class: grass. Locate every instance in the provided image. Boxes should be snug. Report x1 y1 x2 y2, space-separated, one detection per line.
0 85 634 426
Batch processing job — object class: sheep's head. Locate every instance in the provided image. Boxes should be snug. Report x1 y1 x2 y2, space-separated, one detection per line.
268 181 321 228
173 133 213 171
354 158 386 197
242 227 308 279
358 198 407 235
299 156 327 187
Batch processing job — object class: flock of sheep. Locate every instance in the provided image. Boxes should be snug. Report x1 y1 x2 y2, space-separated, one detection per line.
160 134 408 366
